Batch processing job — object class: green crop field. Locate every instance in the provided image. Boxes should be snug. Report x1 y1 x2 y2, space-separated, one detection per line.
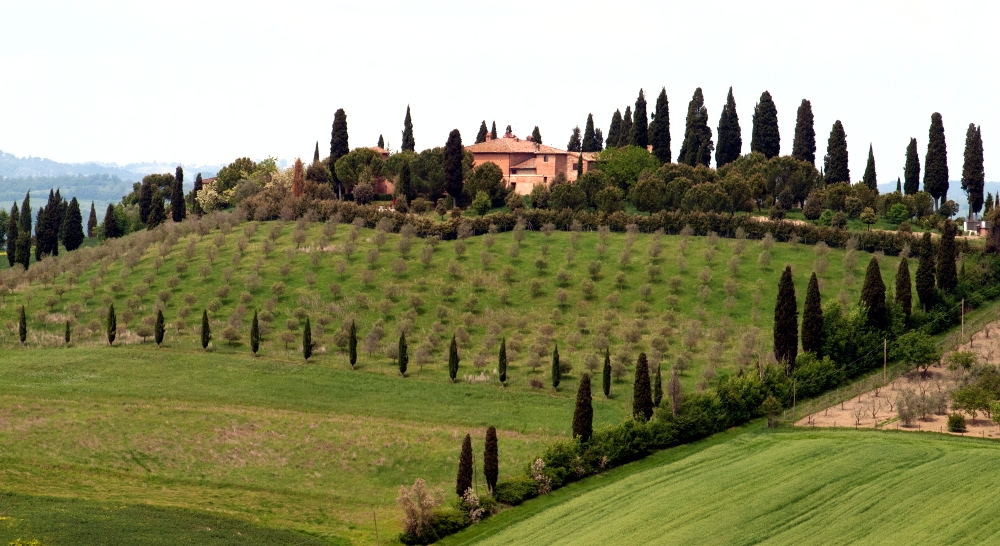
447 428 1000 545
0 215 906 543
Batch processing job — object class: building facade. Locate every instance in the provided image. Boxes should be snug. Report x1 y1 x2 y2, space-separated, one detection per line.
465 132 596 195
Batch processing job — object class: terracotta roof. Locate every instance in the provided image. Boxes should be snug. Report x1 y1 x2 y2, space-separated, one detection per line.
466 138 571 155
369 146 390 155
511 157 536 169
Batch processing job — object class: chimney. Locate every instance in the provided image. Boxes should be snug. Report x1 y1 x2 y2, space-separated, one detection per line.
485 133 492 141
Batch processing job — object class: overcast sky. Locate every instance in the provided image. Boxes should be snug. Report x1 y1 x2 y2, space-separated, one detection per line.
0 0 995 186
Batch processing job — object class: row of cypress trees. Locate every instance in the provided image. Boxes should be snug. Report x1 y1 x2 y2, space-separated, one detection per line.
5 191 87 270
455 426 499 497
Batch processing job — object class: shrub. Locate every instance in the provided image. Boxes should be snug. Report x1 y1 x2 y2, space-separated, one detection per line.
947 413 967 433
493 475 538 505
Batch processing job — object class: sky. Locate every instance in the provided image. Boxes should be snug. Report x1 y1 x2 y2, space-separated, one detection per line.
0 0 996 187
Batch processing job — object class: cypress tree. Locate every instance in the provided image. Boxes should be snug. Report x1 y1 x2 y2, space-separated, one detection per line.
250 310 260 356
6 204 17 267
773 265 798 372
190 174 204 215
147 190 166 228
330 108 350 199
904 138 921 195
65 319 71 345
567 126 582 152
750 90 780 159
138 179 154 224
456 434 473 497
678 88 714 167
87 201 97 238
401 105 415 152
986 192 994 215
172 166 186 222
18 305 26 344
618 106 633 148
652 364 663 407
594 128 604 152
505 125 512 136
606 110 623 150
448 334 459 382
916 231 937 311
484 426 498 494
443 129 464 202
377 134 384 149
860 257 887 329
498 337 507 386
896 257 912 318
398 332 408 376
801 272 823 355
962 124 985 218
154 309 165 347
201 310 211 350
349 319 358 368
303 317 313 361
103 204 120 239
582 114 597 153
313 142 320 163
824 121 850 184
476 121 488 144
531 126 543 145
862 144 877 190
631 89 648 148
791 99 816 164
33 204 44 263
937 219 958 293
896 177 902 193
398 161 416 203
490 121 498 140
107 303 117 345
16 193 31 269
551 344 561 391
63 198 84 251
650 88 671 163
715 87 742 168
632 353 653 421
55 189 67 245
602 347 611 398
572 373 594 442
924 112 949 209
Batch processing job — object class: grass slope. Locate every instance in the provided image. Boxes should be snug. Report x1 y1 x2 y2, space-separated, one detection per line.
448 428 1000 545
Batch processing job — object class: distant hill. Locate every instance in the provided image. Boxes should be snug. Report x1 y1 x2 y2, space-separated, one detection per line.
0 149 222 181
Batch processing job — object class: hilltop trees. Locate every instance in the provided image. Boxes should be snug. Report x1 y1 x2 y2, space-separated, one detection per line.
476 121 488 144
824 120 850 184
937 219 958 293
750 91 780 159
14 193 31 269
103 203 122 239
678 88 713 167
801 272 823 355
715 87 741 168
924 112 949 209
606 110 623 150
904 138 921 195
860 257 887 329
531 126 543 145
87 202 97 237
631 89 648 148
147 190 166 228
443 129 464 202
490 121 498 140
773 266 798 372
572 373 594 442
618 106 633 148
402 106 415 152
172 166 186 222
916 231 937 311
582 114 598 153
484 426 498 494
292 158 305 197
456 434 473 497
650 88 671 163
962 123 985 218
632 353 653 421
896 257 912 318
862 144 877 190
330 108 350 199
6 203 17 267
792 99 816 164
63 198 84 251
567 126 582 152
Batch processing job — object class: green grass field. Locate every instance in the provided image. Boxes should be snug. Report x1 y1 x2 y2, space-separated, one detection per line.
446 427 1000 545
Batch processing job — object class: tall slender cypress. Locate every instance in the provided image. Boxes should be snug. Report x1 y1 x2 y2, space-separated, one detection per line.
349 319 358 368
618 106 633 148
63 198 84 251
250 310 260 356
16 193 31 269
566 126 582 152
801 272 824 355
443 129 464 201
773 265 798 372
824 121 850 184
154 309 165 347
398 333 408 376
330 108 350 199
401 105 415 152
904 138 921 195
6 204 17 267
303 317 313 361
678 88 713 167
476 121 488 144
498 337 507 386
715 87 742 168
490 121 498 140
791 99 816 164
750 91 780 159
862 144 877 190
201 310 211 350
483 426 498 494
531 126 543 145
87 202 97 238
456 434 473 497
962 124 985 218
65 320 71 345
594 128 604 152
582 114 597 153
924 112 949 209
602 347 611 398
860 257 887 329
652 364 663 407
916 232 937 311
18 305 26 344
632 353 653 421
448 334 460 382
937 219 958 293
572 373 594 442
606 110 623 150
896 257 912 318
551 344 561 391
172 166 186 222
107 303 117 346
313 142 320 163
631 89 648 148
103 203 121 239
650 88 671 163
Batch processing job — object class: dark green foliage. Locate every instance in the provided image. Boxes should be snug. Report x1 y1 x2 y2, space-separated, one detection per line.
456 433 473 497
498 337 507 386
602 348 611 398
860 257 887 329
773 265 798 372
250 310 260 356
551 344 561 390
582 114 598 153
916 232 937 310
490 121 498 140
791 99 816 164
399 161 415 201
678 88 713 167
572 373 594 442
154 309 165 347
65 319 71 345
904 138 921 195
760 395 782 428
172 166 186 222
147 190 166 228
6 203 17 267
398 332 408 376
18 305 26 344
631 89 648 148
896 257 912 317
750 91 780 159
484 426 498 494
313 142 320 163
201 310 211 350
962 124 985 217
947 412 967 432
107 303 117 346
103 203 122 239
303 317 313 361
632 353 653 421
801 272 823 355
474 121 489 144
189 174 204 215
443 129 464 201
377 135 384 150
862 144 877 190
402 106 415 152
896 177 902 193
87 201 98 238
593 128 604 152
448 334 459 382
531 126 543 145
63 197 84 251
715 87 741 168
330 108 350 198
652 364 663 407
924 112 949 208
650 88 671 163
937 219 958 293
824 120 850 184
618 106 633 148
566 126 582 152
138 179 154 224
606 110 623 150
15 193 31 269
493 476 537 505
349 319 358 367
